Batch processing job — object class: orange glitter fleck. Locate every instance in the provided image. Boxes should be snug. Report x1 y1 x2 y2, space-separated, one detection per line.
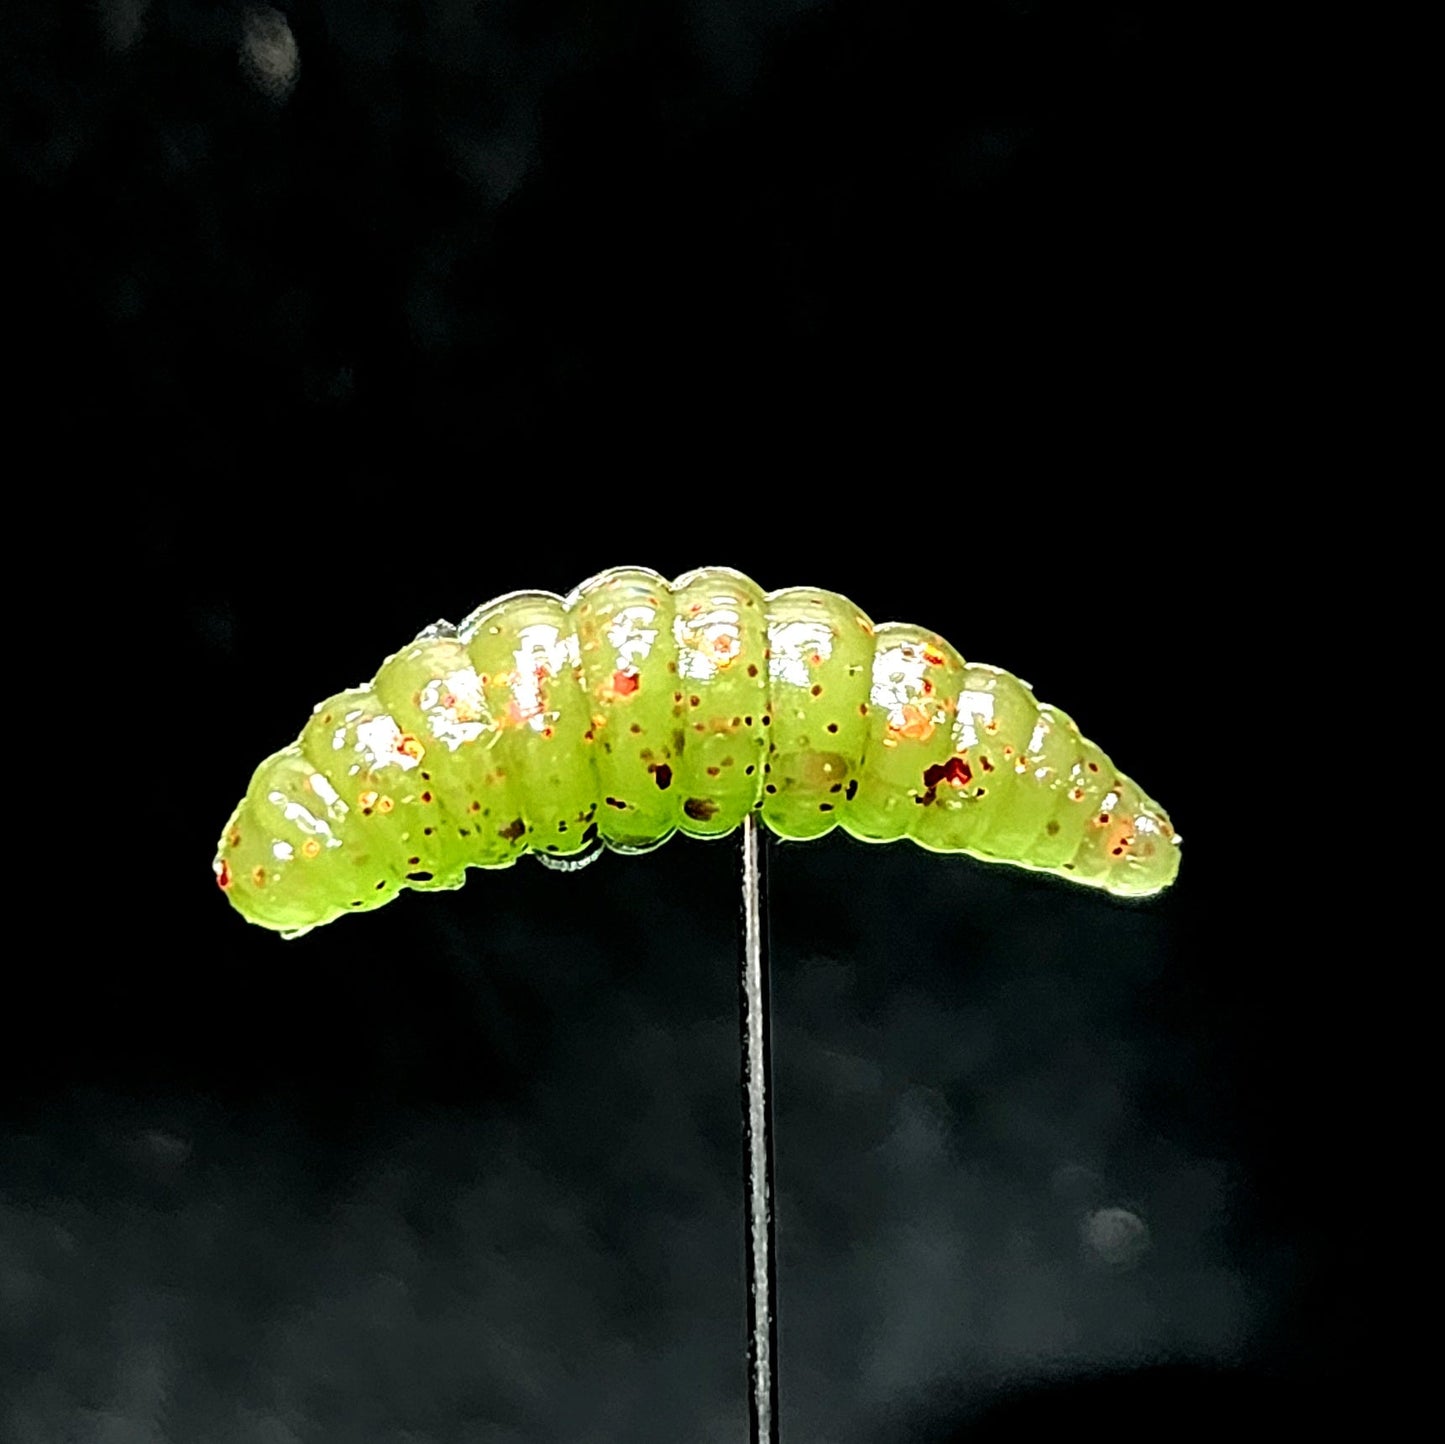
891 704 935 742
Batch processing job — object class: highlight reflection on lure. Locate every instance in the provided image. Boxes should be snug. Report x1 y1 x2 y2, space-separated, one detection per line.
214 566 1181 938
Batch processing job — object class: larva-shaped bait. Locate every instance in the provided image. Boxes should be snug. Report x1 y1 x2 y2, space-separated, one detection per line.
214 566 1180 937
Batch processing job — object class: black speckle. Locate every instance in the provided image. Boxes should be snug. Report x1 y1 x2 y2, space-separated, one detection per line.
1046 820 1061 836
499 817 526 843
845 779 858 801
654 763 673 790
605 796 629 809
684 797 720 822
819 803 833 812
406 870 434 883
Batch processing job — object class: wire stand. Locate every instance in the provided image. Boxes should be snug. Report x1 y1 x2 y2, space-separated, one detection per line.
738 812 779 1443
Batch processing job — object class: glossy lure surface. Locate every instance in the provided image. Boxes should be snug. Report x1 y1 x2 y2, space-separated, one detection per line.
215 566 1181 937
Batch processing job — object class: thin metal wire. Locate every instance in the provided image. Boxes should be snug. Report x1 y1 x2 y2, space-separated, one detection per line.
739 812 779 1443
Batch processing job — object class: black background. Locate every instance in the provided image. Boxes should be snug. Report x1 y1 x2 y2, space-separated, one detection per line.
6 2 1327 1440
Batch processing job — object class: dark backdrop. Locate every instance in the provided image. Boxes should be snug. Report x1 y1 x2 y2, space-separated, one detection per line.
5 3 1326 1440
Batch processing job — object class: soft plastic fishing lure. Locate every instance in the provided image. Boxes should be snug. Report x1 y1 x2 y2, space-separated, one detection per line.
214 566 1180 937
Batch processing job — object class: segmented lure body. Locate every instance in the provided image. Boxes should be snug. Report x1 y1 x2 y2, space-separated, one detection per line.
215 567 1180 936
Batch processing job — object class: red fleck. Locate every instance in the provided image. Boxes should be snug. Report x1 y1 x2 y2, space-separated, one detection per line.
216 860 232 889
922 757 973 790
654 763 673 790
612 669 640 697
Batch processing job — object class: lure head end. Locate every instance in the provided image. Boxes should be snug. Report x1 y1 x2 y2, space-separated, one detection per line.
1063 772 1181 898
214 748 398 938
1099 798 1182 898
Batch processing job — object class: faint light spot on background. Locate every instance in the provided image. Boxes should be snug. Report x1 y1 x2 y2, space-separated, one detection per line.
1082 1205 1150 1268
240 7 300 103
137 1130 192 1166
100 0 150 52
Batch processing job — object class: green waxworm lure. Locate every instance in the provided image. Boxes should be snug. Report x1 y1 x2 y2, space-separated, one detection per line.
215 566 1181 937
